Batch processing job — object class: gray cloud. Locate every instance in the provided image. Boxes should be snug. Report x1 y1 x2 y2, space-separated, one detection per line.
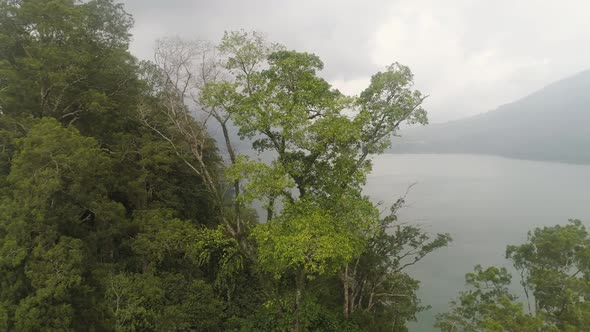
123 0 390 80
121 0 590 123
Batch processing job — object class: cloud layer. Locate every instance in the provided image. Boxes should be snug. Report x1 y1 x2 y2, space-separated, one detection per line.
122 0 590 122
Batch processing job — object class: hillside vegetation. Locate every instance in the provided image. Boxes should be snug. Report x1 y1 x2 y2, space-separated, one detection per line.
392 70 590 164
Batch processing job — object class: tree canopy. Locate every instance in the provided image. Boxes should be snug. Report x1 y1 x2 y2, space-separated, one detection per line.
0 2 451 331
436 220 590 332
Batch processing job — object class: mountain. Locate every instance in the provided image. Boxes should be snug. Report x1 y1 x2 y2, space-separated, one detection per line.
390 70 590 164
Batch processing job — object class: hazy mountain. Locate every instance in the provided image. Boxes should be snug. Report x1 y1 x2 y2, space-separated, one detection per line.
391 70 590 164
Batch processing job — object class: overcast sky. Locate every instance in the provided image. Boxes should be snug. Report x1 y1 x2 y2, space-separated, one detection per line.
122 0 590 123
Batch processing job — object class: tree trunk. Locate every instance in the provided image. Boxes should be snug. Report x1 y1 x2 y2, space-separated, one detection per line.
266 195 275 222
295 270 305 332
220 122 242 232
343 263 350 319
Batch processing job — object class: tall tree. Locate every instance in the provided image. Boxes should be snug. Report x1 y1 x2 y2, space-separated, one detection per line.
345 191 451 331
203 31 441 331
140 37 257 242
0 118 125 330
0 1 453 328
0 2 251 330
0 0 140 141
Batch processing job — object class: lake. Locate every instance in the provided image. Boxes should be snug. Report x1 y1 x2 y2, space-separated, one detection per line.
365 154 590 331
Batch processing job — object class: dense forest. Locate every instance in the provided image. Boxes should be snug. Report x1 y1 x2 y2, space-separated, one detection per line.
0 1 588 331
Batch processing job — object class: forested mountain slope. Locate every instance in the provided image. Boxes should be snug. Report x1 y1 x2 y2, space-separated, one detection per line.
391 70 590 164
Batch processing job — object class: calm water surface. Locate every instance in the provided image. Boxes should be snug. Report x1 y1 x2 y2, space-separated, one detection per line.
366 154 590 331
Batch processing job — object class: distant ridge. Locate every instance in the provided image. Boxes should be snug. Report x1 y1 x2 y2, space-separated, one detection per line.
391 70 590 164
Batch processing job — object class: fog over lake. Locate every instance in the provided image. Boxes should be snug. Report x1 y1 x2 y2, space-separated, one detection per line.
366 154 590 331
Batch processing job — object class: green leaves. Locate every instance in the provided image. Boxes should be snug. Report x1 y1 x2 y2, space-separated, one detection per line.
0 3 259 330
218 30 282 76
0 0 140 141
0 118 124 329
254 198 371 278
438 220 590 331
344 195 451 331
0 5 440 326
506 220 590 330
130 209 243 287
202 30 436 331
357 62 428 155
105 273 224 331
226 155 295 205
436 265 544 332
206 38 428 207
10 118 110 194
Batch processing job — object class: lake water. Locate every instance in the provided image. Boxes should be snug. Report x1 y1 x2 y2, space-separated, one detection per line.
365 154 590 331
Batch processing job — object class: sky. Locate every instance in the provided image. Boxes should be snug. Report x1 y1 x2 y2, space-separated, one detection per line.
121 0 590 123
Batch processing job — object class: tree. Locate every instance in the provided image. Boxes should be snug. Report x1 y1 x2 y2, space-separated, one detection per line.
0 118 125 330
104 210 240 331
506 220 590 330
139 36 259 242
437 220 590 331
0 0 452 327
346 190 451 331
435 265 545 332
0 0 140 142
203 31 435 331
0 2 253 330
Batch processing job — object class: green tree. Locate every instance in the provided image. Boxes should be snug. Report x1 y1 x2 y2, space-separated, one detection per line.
347 192 451 331
506 220 590 330
437 220 590 331
0 0 140 142
203 31 439 331
0 118 125 330
105 271 225 331
435 265 545 332
0 0 453 328
0 2 252 329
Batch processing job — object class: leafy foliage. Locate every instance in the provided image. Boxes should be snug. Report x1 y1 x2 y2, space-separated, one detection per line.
0 2 449 330
0 2 252 330
436 265 545 332
507 220 590 330
0 118 124 330
437 220 590 332
202 30 444 331
348 195 451 331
